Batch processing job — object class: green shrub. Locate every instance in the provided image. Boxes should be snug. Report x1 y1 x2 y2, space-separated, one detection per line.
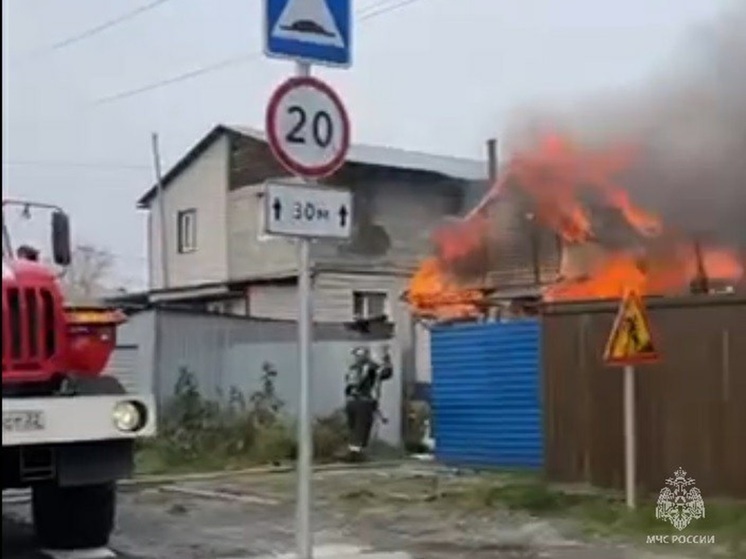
138 366 353 474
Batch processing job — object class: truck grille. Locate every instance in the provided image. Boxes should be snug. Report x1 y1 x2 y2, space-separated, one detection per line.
2 287 57 370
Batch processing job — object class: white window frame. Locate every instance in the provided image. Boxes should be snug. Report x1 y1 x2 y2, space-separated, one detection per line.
352 290 390 320
176 209 197 253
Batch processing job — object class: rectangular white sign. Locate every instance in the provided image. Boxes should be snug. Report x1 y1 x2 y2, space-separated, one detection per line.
263 181 352 239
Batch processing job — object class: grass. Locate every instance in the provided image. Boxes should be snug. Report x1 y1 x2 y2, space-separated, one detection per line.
134 415 357 476
450 477 746 557
330 471 746 558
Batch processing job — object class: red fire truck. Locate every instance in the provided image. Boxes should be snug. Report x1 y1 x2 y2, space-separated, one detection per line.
2 199 156 550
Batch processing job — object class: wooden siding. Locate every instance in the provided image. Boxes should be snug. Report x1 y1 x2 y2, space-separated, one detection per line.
481 193 561 290
313 272 407 322
247 272 409 324
248 283 298 320
543 294 746 498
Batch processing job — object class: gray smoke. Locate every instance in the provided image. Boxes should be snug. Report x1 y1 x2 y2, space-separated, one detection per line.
502 3 746 248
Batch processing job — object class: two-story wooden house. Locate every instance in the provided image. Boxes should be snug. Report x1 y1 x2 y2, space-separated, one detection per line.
136 125 486 325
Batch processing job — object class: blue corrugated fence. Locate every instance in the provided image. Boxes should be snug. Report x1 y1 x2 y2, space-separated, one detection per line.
430 319 543 469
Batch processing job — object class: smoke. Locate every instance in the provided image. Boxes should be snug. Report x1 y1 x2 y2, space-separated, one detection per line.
502 3 746 248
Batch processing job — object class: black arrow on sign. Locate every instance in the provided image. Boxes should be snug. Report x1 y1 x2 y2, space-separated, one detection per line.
338 205 348 227
272 198 282 220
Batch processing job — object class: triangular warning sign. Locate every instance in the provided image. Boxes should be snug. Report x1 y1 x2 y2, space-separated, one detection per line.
603 290 660 366
272 0 345 48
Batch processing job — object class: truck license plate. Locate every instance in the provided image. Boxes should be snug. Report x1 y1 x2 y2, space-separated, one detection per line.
3 410 46 433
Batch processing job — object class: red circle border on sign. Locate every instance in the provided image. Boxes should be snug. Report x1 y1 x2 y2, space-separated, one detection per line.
265 76 351 179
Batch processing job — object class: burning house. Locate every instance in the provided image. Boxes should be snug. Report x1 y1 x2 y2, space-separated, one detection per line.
407 133 745 319
404 5 746 497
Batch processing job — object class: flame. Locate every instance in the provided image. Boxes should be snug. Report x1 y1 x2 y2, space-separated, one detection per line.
407 131 744 316
407 258 484 319
545 245 744 302
509 133 662 241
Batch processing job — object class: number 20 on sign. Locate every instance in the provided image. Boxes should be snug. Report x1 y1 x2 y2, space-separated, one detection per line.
266 75 351 179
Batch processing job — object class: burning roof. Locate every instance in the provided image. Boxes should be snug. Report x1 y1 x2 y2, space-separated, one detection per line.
408 6 746 319
407 132 745 319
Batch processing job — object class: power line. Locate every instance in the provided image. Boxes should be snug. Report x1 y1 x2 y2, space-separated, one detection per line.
40 0 173 55
358 0 424 19
94 53 261 106
2 160 149 171
93 0 431 106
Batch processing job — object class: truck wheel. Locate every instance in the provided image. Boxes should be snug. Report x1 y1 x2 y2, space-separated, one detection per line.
32 482 116 549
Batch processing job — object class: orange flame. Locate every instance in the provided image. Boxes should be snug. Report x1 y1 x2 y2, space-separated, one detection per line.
407 258 484 318
407 131 744 316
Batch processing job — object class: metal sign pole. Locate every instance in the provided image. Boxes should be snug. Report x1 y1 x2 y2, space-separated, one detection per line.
624 364 636 509
295 60 314 559
604 290 658 511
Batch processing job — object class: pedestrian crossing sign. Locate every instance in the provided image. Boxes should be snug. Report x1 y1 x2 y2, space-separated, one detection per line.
603 289 660 366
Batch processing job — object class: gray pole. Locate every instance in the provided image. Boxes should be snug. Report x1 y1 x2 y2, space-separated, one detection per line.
624 364 636 509
295 60 314 559
150 132 170 289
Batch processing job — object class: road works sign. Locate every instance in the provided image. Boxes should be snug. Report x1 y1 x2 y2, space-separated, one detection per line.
266 76 350 179
263 180 352 239
603 290 660 366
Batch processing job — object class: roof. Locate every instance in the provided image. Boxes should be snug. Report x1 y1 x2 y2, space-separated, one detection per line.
137 124 486 208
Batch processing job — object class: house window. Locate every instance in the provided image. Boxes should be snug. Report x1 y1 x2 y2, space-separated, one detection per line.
353 291 389 320
177 209 197 253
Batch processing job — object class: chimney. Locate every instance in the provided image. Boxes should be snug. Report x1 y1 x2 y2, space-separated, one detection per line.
689 238 711 294
487 138 498 183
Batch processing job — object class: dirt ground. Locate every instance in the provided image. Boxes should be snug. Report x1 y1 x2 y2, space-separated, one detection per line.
2 464 686 559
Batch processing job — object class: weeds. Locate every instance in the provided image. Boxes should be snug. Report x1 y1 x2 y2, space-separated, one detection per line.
442 477 746 556
136 366 349 475
404 400 431 453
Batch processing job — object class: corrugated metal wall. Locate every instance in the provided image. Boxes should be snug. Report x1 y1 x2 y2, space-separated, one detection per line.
103 312 156 394
102 346 140 393
430 319 543 469
150 309 404 445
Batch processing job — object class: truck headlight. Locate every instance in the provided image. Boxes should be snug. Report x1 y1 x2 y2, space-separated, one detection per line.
112 400 145 432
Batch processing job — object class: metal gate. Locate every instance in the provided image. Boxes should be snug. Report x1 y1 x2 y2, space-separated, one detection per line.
430 319 543 469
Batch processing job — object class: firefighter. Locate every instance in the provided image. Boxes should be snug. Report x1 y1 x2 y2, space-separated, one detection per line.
344 345 393 458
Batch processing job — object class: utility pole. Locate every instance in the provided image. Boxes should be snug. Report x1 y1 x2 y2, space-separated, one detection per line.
150 132 170 289
484 138 499 287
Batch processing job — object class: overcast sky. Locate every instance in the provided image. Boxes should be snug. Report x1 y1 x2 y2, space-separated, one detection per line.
1 0 728 289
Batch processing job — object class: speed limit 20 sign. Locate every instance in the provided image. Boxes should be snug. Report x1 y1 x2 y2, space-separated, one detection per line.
265 76 351 179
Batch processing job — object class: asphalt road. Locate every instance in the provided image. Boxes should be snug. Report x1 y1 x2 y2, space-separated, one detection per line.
3 488 297 559
2 467 664 559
